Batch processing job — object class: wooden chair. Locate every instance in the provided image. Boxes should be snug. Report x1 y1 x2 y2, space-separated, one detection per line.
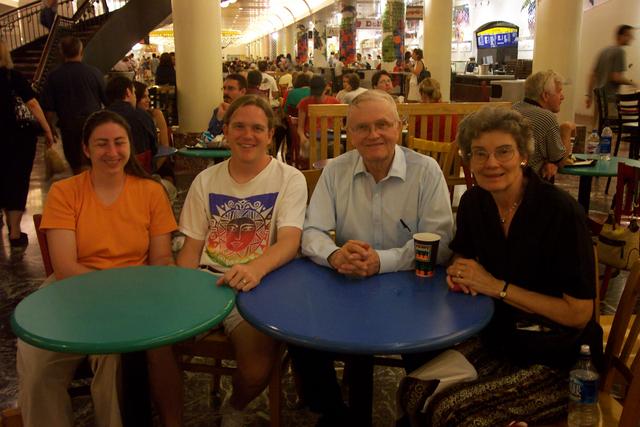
598 260 640 427
593 163 640 299
397 102 512 144
32 214 53 277
307 104 350 165
285 115 303 169
613 92 640 160
408 137 469 211
175 332 287 427
301 169 322 204
0 407 22 427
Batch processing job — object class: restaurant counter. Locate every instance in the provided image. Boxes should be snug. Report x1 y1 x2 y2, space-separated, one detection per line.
452 73 516 102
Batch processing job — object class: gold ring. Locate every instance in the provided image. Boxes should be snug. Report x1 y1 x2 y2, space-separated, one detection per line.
241 279 247 284
457 270 462 278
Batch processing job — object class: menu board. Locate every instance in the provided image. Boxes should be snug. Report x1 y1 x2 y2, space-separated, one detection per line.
476 27 518 48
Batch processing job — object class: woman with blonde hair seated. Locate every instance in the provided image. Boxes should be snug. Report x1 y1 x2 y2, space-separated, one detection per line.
414 77 459 141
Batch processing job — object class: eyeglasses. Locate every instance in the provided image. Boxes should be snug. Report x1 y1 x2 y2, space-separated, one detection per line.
468 145 516 164
350 120 397 136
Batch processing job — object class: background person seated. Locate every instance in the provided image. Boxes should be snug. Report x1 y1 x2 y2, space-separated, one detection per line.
105 76 158 174
336 73 368 104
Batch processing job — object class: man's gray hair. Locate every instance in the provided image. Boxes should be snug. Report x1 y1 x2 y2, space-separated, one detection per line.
524 70 564 101
347 90 399 125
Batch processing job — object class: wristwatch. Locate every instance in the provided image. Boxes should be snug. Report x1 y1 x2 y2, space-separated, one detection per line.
499 281 509 300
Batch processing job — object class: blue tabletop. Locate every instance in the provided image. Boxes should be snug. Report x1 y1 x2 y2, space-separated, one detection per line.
560 155 640 177
12 266 235 354
237 258 494 355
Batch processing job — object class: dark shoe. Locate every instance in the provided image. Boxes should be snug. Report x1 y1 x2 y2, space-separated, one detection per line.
9 232 28 247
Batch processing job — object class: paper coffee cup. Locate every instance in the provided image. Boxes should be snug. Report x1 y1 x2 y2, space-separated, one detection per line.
413 232 440 277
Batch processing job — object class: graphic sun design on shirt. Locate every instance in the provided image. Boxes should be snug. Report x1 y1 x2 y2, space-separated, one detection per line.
206 192 278 267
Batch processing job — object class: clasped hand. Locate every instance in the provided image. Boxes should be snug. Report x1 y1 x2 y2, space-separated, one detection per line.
446 258 501 297
329 240 380 277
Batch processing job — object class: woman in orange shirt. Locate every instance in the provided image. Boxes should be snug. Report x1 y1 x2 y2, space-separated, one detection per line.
17 110 181 427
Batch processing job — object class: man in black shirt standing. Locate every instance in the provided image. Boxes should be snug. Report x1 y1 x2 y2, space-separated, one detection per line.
41 36 106 173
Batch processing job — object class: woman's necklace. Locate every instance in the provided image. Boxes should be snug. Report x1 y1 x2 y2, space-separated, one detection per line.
499 201 520 224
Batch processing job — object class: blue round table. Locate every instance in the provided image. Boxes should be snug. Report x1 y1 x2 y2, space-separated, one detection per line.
237 258 494 355
11 266 235 354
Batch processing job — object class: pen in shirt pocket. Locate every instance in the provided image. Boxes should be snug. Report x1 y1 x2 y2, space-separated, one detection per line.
400 219 412 233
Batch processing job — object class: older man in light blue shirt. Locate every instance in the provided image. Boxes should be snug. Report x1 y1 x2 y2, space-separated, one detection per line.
291 90 454 426
302 91 454 276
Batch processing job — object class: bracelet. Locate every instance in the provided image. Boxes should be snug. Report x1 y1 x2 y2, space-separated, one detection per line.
499 281 509 300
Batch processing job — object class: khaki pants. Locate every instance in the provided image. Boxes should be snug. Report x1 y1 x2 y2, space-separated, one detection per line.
17 339 122 427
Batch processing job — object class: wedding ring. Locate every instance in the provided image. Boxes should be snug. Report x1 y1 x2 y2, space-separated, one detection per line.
457 270 462 279
241 279 247 285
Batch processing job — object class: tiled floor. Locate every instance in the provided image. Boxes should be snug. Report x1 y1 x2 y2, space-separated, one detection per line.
0 133 632 426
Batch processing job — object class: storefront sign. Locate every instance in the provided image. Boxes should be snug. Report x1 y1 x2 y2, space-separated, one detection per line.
406 6 423 20
356 19 381 29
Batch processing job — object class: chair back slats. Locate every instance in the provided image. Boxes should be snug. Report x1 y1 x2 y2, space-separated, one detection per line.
616 92 640 123
613 163 640 222
308 104 349 164
601 261 640 427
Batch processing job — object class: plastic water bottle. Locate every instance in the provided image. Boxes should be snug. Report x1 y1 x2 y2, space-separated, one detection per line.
585 130 599 155
599 126 612 160
568 345 600 427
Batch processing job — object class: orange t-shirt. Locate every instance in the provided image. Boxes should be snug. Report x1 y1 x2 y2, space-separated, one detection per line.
40 171 177 271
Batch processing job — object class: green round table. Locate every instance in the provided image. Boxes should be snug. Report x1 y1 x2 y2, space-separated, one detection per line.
560 155 640 211
177 147 232 159
11 266 234 354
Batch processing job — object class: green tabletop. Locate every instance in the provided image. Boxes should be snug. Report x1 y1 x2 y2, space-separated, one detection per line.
11 266 234 354
177 147 232 159
560 155 640 177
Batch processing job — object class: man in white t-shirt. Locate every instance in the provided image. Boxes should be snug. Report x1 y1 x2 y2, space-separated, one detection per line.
178 95 307 425
257 60 279 99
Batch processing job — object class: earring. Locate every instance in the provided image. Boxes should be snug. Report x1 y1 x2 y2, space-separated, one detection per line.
520 161 527 166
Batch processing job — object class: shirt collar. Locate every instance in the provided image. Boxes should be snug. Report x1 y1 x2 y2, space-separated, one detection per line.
354 144 406 182
523 98 543 108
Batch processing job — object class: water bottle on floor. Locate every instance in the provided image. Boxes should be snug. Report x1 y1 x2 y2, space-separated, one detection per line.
585 130 599 155
599 126 612 160
568 345 600 427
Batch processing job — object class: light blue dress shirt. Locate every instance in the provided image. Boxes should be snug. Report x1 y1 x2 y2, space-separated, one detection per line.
302 145 454 273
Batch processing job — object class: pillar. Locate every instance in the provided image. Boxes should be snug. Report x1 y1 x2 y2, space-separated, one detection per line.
339 1 356 65
172 0 222 132
286 24 296 57
423 0 453 101
313 17 329 67
533 0 582 122
381 0 405 72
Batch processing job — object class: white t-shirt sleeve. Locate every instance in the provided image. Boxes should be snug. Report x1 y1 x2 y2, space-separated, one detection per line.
276 168 307 230
179 172 211 241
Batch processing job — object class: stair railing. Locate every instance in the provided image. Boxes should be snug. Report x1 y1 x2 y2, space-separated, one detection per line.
0 0 80 52
31 0 130 91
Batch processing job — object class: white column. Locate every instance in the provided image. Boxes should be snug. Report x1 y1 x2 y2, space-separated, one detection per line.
423 0 453 101
171 0 222 132
286 24 296 57
313 17 329 67
533 0 582 122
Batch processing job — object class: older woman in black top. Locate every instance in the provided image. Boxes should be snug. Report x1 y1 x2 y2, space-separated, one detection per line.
0 40 54 247
399 107 599 427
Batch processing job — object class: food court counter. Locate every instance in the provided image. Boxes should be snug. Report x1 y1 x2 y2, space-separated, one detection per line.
451 73 516 102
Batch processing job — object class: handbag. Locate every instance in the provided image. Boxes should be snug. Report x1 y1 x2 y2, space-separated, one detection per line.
7 71 38 130
417 61 430 83
597 183 640 270
597 217 639 270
